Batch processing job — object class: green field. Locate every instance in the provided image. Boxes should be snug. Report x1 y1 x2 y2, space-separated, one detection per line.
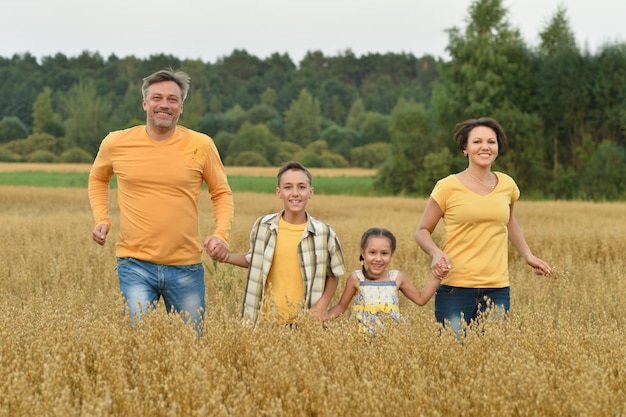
0 171 378 196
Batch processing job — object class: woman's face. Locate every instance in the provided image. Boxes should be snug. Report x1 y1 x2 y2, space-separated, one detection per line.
464 125 499 167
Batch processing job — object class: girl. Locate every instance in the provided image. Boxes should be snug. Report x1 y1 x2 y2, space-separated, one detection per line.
328 228 442 332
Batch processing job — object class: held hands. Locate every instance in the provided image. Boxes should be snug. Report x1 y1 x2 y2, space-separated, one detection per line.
204 236 230 262
431 251 451 280
91 224 110 246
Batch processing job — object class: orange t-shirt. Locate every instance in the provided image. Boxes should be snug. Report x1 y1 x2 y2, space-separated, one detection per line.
88 126 233 265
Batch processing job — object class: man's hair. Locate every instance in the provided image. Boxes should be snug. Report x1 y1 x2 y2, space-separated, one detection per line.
141 68 191 101
453 117 508 154
276 161 313 186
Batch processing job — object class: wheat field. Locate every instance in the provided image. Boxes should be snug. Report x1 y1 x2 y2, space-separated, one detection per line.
1 185 625 417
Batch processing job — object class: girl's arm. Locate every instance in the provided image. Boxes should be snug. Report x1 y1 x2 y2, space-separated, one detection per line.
507 203 551 275
396 271 441 306
328 273 359 319
415 197 451 279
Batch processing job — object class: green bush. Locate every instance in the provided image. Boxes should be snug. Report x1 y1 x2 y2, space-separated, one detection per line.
26 150 56 163
58 147 94 163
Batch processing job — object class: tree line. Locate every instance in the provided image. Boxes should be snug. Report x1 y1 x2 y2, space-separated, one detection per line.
0 0 624 200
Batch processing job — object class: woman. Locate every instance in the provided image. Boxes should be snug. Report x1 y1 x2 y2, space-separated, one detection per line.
414 117 551 332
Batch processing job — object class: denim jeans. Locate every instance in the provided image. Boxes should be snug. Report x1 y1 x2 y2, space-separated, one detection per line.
434 285 510 333
116 257 205 330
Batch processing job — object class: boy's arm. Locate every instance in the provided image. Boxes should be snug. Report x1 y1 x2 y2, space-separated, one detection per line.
310 274 339 321
328 273 358 319
396 271 441 306
223 253 250 268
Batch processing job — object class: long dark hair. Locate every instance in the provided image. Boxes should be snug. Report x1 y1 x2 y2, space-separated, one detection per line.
359 228 396 279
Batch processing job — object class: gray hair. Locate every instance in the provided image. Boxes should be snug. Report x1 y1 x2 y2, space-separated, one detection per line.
141 68 191 101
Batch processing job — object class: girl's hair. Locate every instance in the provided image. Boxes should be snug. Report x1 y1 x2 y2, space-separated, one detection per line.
359 228 396 279
453 117 508 154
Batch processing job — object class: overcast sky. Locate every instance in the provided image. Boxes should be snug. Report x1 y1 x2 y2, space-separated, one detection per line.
1 0 623 64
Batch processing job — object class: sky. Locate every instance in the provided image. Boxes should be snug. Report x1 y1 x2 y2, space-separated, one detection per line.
1 0 623 64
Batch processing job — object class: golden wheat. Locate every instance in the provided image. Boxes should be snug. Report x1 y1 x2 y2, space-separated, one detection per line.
1 186 624 416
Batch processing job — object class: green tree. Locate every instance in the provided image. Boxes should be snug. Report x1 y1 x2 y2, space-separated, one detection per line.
284 89 321 147
580 141 626 200
433 0 529 126
535 5 587 176
320 125 361 160
375 101 433 195
228 122 281 165
62 79 113 156
0 116 29 143
32 87 60 135
345 98 366 131
350 142 390 168
361 112 391 144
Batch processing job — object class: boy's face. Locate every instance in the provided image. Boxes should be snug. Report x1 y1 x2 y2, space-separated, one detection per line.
276 169 313 215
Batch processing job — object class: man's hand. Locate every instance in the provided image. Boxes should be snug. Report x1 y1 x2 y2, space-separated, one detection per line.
91 224 110 246
204 236 230 262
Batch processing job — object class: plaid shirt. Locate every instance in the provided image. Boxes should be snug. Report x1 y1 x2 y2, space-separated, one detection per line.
241 211 346 327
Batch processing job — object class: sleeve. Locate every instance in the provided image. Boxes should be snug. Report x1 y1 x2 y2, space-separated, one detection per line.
430 176 450 212
203 138 234 244
327 226 347 278
244 217 263 265
88 136 114 227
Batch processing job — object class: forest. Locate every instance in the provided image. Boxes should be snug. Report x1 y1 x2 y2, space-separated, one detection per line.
0 0 625 200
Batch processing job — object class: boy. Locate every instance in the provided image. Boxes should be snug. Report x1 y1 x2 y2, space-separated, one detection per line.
224 161 346 327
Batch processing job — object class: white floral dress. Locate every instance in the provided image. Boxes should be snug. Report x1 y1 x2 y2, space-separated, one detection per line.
352 269 401 333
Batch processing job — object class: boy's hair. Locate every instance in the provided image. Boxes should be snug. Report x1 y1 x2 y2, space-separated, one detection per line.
142 68 191 102
277 161 313 186
453 117 508 154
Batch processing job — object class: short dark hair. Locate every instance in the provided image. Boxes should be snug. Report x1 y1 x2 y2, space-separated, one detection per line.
142 68 191 101
453 117 508 154
277 161 313 186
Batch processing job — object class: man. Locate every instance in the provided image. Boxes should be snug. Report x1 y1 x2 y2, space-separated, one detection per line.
88 68 233 332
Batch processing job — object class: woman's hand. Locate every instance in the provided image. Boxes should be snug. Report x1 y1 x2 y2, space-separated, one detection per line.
431 251 451 280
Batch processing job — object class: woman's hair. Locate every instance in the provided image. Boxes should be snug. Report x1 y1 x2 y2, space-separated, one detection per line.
141 68 191 102
359 228 396 279
453 117 508 154
277 161 313 186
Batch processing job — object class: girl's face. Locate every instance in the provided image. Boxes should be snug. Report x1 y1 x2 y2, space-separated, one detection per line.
361 236 393 279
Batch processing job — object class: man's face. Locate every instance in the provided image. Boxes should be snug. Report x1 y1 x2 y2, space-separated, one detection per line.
142 80 183 130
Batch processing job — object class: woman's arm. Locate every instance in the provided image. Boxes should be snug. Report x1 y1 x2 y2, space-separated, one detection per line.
507 203 551 275
415 198 450 279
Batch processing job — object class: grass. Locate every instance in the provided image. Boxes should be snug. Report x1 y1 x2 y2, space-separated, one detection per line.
0 171 377 196
1 186 625 416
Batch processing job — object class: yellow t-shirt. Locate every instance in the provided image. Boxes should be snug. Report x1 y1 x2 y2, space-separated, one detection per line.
263 217 305 324
88 125 233 265
431 172 520 288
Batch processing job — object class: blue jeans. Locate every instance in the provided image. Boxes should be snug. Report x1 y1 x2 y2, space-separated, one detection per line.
434 285 510 333
116 257 205 330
